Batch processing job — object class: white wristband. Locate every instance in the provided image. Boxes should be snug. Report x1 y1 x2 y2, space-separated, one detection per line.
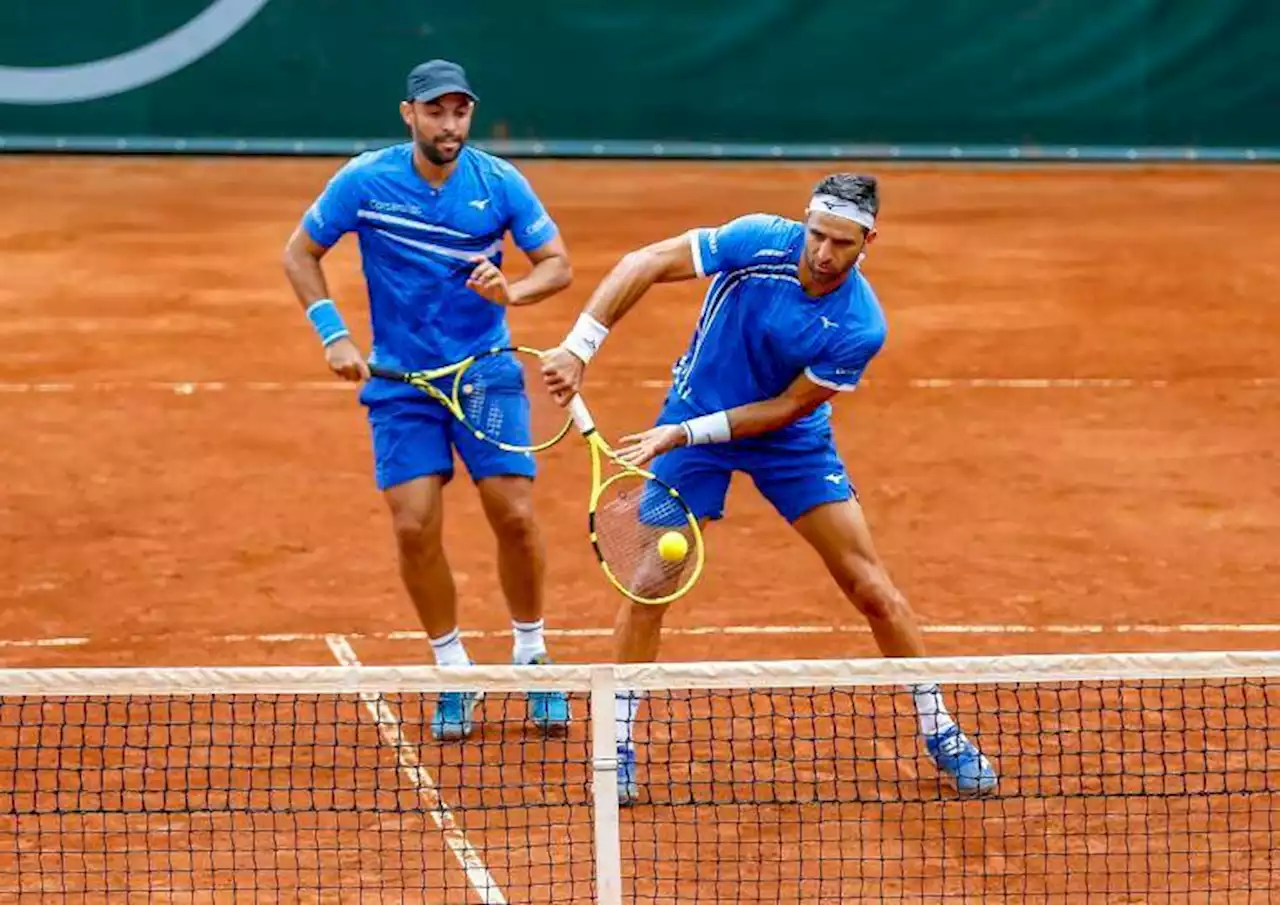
680 411 732 446
562 313 609 364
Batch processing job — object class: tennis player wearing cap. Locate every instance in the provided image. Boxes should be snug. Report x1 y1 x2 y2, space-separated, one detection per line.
282 60 573 741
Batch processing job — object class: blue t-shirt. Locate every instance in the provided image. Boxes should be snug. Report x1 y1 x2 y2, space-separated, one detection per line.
667 213 886 435
302 143 559 401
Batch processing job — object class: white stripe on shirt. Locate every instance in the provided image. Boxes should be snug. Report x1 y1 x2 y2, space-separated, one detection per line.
674 262 797 397
377 228 502 262
804 366 859 392
359 209 474 239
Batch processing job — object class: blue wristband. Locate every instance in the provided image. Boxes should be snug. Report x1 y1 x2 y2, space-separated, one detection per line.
305 298 350 347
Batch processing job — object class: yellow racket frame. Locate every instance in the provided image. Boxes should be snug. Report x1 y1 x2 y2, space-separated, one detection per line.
369 345 573 453
568 395 705 605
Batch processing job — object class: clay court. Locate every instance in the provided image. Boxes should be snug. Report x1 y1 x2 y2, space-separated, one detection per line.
1 157 1278 901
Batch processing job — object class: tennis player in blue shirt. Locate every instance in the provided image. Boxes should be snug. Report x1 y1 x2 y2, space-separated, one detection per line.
283 60 572 740
543 174 998 802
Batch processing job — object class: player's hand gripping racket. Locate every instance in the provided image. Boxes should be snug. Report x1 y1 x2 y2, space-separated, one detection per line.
567 395 705 605
369 346 572 453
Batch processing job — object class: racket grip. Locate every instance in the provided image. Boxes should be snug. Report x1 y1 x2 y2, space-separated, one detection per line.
368 364 406 381
568 395 596 434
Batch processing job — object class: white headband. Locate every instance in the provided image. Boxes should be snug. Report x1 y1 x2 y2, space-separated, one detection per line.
807 193 876 231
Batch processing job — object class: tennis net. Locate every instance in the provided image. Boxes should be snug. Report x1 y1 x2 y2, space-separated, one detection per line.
0 651 1276 902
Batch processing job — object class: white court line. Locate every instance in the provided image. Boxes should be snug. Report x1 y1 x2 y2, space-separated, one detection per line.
5 623 1280 650
325 634 506 905
0 377 1276 394
0 636 91 648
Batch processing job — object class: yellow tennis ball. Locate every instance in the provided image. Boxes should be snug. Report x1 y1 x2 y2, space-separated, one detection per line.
657 531 688 563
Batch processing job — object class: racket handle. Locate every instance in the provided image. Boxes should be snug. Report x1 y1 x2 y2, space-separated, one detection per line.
567 395 596 434
368 364 406 381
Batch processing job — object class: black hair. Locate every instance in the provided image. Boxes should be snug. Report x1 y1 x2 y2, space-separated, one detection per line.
813 173 879 217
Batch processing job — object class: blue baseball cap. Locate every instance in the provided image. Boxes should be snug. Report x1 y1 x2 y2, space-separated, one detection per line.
405 59 478 104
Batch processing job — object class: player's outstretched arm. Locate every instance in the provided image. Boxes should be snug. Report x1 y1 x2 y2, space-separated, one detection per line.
282 226 369 382
542 233 697 400
615 374 839 468
578 232 699 327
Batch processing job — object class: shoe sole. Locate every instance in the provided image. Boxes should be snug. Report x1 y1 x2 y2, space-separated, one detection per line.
530 717 571 736
942 772 999 797
430 722 474 741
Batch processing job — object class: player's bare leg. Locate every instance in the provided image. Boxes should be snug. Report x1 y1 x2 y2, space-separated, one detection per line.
385 476 458 641
614 599 668 664
476 476 546 627
612 598 665 805
385 475 478 740
791 498 998 795
789 498 924 658
476 475 568 733
613 516 710 665
612 519 710 804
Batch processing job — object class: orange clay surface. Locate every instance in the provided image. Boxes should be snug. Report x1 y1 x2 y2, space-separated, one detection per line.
0 158 1277 902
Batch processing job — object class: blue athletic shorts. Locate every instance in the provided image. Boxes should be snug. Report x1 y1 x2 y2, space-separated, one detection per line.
365 392 536 491
646 404 854 524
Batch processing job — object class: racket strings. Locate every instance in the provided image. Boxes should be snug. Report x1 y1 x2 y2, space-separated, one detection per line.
460 381 505 436
594 476 698 601
458 350 570 451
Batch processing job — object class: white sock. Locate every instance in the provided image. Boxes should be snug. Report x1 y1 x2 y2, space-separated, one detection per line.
911 683 957 737
511 618 547 664
429 628 470 667
615 690 642 750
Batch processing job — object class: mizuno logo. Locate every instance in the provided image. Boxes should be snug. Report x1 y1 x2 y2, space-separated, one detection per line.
469 199 490 210
819 316 839 329
824 473 845 485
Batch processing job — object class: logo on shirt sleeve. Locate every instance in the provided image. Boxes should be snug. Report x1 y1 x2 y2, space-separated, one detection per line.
523 212 551 236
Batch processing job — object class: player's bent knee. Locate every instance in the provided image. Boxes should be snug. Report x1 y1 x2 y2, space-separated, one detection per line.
835 556 907 622
485 495 539 546
387 496 444 559
391 515 443 559
855 588 908 623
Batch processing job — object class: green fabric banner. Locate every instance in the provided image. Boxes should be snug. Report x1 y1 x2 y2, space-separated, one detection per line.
2 0 1277 149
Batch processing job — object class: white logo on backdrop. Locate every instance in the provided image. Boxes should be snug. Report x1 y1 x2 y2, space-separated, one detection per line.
0 0 272 105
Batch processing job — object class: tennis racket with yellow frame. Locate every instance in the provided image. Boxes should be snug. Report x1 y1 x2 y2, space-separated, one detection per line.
566 395 705 605
369 345 572 453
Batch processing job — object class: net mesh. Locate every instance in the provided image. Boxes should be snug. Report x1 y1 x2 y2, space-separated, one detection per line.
0 655 1276 903
627 677 1278 904
1 689 594 903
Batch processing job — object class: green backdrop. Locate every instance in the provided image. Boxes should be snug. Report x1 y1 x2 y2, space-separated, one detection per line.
2 0 1278 156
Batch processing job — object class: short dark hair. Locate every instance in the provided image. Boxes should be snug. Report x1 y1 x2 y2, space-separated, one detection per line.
813 173 879 217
